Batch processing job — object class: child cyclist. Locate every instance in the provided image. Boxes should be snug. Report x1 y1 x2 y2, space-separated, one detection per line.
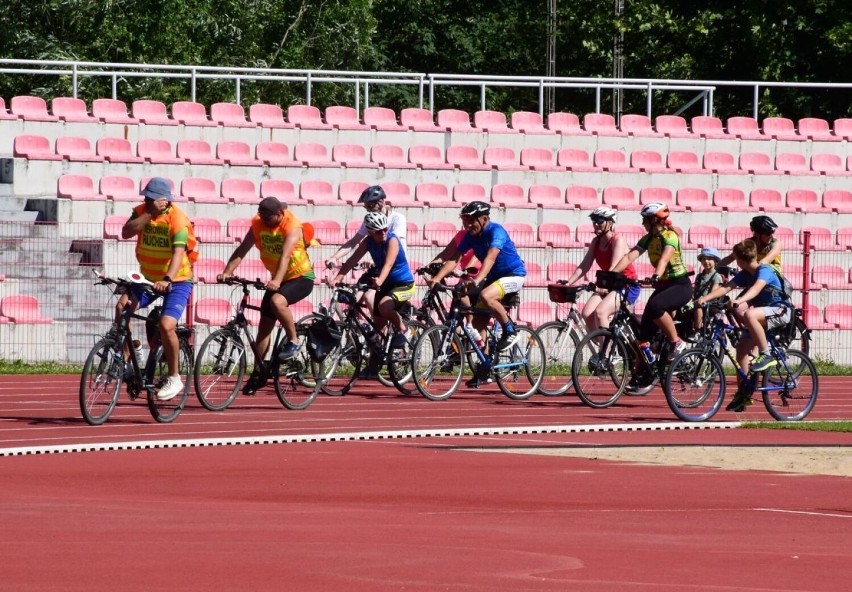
690 247 723 337
696 239 792 412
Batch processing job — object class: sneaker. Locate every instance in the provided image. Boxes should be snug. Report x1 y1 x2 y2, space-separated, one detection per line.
390 331 409 349
750 353 777 373
497 329 518 352
242 367 267 396
156 376 184 401
357 368 380 380
667 340 688 362
465 373 493 389
726 383 754 412
277 341 302 361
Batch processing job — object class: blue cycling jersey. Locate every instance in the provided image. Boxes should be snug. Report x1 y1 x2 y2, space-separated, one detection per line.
365 232 413 285
457 222 526 283
732 264 786 307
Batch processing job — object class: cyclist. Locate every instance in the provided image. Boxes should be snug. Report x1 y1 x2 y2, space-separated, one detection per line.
696 238 792 412
117 177 197 401
719 215 782 273
561 207 639 332
218 196 315 395
690 246 723 338
612 202 691 366
329 211 415 379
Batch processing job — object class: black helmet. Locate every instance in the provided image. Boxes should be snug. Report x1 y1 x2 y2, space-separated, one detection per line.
358 185 387 204
750 215 778 234
460 201 491 217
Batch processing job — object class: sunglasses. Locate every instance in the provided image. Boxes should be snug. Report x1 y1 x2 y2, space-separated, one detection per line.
590 217 608 225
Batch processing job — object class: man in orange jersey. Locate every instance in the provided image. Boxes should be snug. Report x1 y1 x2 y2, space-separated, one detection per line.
218 196 315 395
119 177 197 402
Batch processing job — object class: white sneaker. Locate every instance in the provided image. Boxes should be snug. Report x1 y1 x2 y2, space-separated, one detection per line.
157 376 184 401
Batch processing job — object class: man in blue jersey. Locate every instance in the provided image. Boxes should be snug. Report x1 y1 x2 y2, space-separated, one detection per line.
428 201 526 361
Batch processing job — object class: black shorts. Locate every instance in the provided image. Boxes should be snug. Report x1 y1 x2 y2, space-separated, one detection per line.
260 276 314 319
373 281 416 316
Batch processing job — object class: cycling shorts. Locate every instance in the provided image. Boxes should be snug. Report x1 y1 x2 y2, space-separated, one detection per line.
374 281 416 316
474 275 525 309
134 281 192 322
261 276 314 319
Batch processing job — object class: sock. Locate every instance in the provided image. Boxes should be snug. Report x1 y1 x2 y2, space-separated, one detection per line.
503 320 516 333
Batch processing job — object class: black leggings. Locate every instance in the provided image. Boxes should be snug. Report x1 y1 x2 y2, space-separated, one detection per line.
639 276 692 341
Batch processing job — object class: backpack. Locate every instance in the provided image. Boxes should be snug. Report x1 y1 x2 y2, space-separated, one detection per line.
766 266 793 301
305 316 342 363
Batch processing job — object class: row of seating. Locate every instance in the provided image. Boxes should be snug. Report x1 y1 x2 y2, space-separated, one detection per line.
15 133 852 175
3 95 852 140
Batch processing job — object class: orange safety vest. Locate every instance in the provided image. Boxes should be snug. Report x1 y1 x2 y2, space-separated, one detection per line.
250 211 314 281
132 203 198 282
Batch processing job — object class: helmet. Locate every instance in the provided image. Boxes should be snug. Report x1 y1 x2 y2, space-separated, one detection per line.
590 207 618 223
364 211 389 231
640 202 670 220
750 215 778 234
698 247 721 262
460 201 491 217
358 185 387 204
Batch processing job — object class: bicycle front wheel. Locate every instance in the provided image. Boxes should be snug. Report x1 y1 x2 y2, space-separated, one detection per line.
411 325 465 401
388 321 428 396
571 329 629 408
761 349 818 421
319 327 361 397
496 326 546 400
536 321 579 396
146 340 192 423
79 338 124 426
194 328 246 411
664 349 726 422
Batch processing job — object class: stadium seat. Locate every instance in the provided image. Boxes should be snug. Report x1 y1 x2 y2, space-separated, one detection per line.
400 107 440 131
382 181 417 207
583 113 624 135
557 148 596 171
177 139 223 165
406 222 428 247
797 117 837 141
761 117 799 140
639 187 674 208
749 188 793 213
775 152 814 175
345 219 365 240
50 97 97 123
547 261 579 282
259 179 297 204
703 151 739 174
332 143 375 168
803 305 833 330
10 96 59 121
226 218 252 241
832 118 852 140
602 186 638 209
195 298 233 326
798 226 834 251
137 138 185 164
810 153 845 174
324 105 369 130
726 116 764 140
739 152 773 174
437 108 475 132
55 136 102 162
784 265 804 290
510 111 551 134
836 226 852 250
294 142 338 167
13 134 62 160
239 259 270 285
502 222 536 246
181 177 221 204
654 114 691 137
786 189 821 213
299 179 337 205
538 222 576 248
687 224 723 248
371 144 415 169
546 112 585 134
446 145 490 170
594 149 629 171
209 102 254 127
666 150 702 173
824 304 852 329
619 224 647 245
217 141 262 166
630 150 667 173
473 109 516 133
619 114 659 136
423 221 458 246
520 147 559 171
484 146 525 171
99 175 138 201
528 184 568 209
221 178 258 204
773 226 796 249
415 182 451 207
57 174 104 201
0 97 18 120
518 300 553 326
310 220 344 245
453 183 487 204
248 103 293 128
103 215 130 240
286 104 332 129
363 106 403 131
492 183 532 209
290 300 314 319
256 141 300 167
690 116 727 138
194 258 226 283
192 217 229 243
823 189 852 214
565 185 600 209
338 180 370 205
169 101 214 127
95 137 144 163
676 187 718 212
0 295 53 324
724 225 752 247
408 144 452 169
132 99 178 125
92 98 136 124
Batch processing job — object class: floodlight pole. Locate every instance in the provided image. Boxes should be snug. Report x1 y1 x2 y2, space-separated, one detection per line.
613 0 625 121
546 0 557 115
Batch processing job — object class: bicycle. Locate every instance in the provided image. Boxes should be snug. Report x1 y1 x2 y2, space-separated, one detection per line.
193 276 320 411
80 270 193 425
665 298 818 422
536 281 596 396
410 282 545 401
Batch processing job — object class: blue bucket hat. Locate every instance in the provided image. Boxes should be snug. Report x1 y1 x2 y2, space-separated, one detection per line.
698 247 721 262
141 177 173 201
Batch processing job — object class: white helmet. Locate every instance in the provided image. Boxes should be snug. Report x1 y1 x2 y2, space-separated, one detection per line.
640 202 670 220
364 211 389 231
590 207 618 223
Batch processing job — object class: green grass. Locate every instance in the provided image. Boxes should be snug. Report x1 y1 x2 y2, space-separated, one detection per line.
0 360 81 375
741 420 852 432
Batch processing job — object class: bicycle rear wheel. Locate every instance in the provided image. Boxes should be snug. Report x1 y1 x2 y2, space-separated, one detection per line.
536 321 579 396
411 325 465 401
388 321 428 396
496 326 546 400
319 327 361 397
194 328 246 411
761 349 818 421
146 340 192 423
664 349 726 421
571 328 628 408
79 337 124 426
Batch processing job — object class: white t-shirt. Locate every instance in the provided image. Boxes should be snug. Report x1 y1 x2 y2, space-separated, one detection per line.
354 211 408 254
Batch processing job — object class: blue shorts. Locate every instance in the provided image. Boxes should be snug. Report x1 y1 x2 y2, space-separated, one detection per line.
133 281 192 321
626 285 641 305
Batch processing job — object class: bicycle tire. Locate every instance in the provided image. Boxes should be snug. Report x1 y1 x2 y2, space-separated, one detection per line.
146 340 192 423
294 314 325 388
387 320 428 396
194 328 246 411
319 326 362 397
664 348 726 422
496 326 546 400
411 325 465 401
761 349 818 421
571 328 629 408
536 321 579 396
79 337 124 426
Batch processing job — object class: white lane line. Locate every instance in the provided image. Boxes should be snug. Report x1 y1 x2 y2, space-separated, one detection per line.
756 508 852 519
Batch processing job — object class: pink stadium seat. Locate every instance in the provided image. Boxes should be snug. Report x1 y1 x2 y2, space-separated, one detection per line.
408 144 452 170
547 261 579 282
210 102 255 127
195 298 233 326
703 151 739 174
775 152 813 175
50 97 97 123
453 183 487 204
294 142 338 167
724 225 752 247
256 141 299 167
0 97 18 120
841 227 852 250
406 222 428 247
290 300 314 319
676 187 717 211
483 146 524 171
639 187 674 208
99 175 138 201
690 116 727 138
13 134 62 160
630 150 667 172
557 148 596 171
103 215 130 240
518 147 558 171
619 114 659 136
55 136 102 162
761 117 799 140
11 96 59 121
57 174 104 201
810 153 845 174
518 301 554 327
194 258 227 283
382 181 417 207
726 116 764 140
217 141 262 166
239 260 271 286
800 226 835 250
832 118 852 140
749 188 792 213
137 138 185 164
773 226 796 249
192 217 229 243
666 150 702 173
323 105 368 130
824 304 852 329
510 111 551 134
713 187 749 212
565 185 600 209
248 103 293 128
445 145 490 171
797 117 837 141
331 143 375 168
583 113 624 135
181 177 220 204
522 262 546 286
92 98 136 124
286 105 332 129
176 139 223 165
371 144 415 169
602 186 638 209
132 99 178 125
227 218 252 241
594 149 629 171
786 189 821 213
424 221 458 246
502 223 536 247
437 108 474 132
473 110 516 133
345 219 364 240
400 107 441 131
415 182 451 207
687 224 723 248
538 222 576 248
0 295 52 324
803 305 833 330
654 115 691 137
739 151 773 174
823 189 852 213
171 101 215 126
299 179 337 205
784 265 804 290
528 184 567 209
618 224 647 245
546 112 586 134
221 178 258 204
363 106 402 131
310 220 344 245
492 183 532 209
338 180 370 205
260 179 297 204
96 137 145 163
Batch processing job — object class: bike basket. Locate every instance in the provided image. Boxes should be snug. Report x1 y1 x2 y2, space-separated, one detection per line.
547 283 579 304
595 270 629 292
305 317 342 363
335 288 357 305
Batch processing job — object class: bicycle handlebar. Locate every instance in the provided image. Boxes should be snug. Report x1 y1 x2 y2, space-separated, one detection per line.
220 275 266 291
